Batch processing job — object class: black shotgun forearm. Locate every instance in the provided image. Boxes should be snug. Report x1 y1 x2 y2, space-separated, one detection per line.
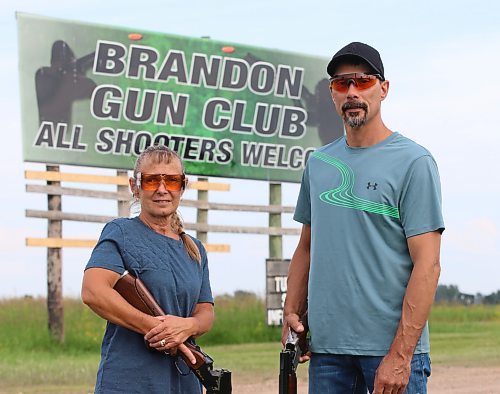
279 312 308 394
279 348 297 394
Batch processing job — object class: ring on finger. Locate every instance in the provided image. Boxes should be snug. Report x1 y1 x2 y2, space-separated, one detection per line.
160 339 166 347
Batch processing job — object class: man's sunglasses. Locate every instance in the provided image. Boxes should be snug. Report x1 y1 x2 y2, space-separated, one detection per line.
329 73 383 93
136 173 186 191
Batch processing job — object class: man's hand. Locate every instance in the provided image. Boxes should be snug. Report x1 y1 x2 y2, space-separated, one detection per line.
373 353 411 394
282 313 311 363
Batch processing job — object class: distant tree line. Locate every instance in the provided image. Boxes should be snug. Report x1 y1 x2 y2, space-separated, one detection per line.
435 284 500 305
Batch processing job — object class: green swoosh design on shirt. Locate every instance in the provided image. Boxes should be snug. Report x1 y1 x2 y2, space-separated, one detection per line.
312 151 400 219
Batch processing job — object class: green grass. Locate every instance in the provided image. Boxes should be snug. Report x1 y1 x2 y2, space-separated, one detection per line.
0 294 283 393
0 297 105 355
428 304 500 366
430 304 500 323
197 292 282 346
0 298 499 393
0 353 97 393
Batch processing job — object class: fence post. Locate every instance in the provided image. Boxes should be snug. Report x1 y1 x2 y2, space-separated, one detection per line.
269 182 282 259
196 176 208 243
46 164 64 343
117 170 129 217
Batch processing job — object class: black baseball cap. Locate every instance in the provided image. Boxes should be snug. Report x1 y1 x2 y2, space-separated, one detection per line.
327 42 385 80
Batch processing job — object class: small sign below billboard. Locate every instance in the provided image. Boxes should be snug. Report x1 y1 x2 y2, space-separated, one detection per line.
266 258 290 326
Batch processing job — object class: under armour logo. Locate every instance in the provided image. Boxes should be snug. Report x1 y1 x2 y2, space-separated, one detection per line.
367 182 378 190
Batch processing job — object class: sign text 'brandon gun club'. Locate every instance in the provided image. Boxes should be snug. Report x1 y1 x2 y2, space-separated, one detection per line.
34 40 315 171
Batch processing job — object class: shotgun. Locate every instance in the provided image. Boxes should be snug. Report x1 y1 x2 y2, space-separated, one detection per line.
279 313 308 394
114 270 232 393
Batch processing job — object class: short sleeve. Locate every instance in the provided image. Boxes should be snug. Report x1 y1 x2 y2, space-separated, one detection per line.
294 164 312 225
196 242 214 304
85 221 127 274
400 155 445 238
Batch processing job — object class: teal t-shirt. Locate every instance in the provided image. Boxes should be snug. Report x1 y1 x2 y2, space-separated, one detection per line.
294 132 444 356
85 217 213 393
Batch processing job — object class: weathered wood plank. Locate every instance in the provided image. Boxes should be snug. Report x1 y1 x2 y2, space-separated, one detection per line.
26 209 115 223
180 199 295 213
25 185 295 213
26 184 131 201
189 181 230 191
203 244 231 253
26 237 97 248
25 170 129 185
25 210 301 235
25 171 230 191
184 223 300 236
26 237 230 253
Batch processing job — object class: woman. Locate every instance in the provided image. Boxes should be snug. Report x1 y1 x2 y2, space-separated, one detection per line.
82 145 214 393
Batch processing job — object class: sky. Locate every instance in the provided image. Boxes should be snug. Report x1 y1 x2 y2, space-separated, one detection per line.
1 0 499 299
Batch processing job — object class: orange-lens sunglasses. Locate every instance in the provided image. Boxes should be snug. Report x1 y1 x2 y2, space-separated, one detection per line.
137 173 186 191
329 73 383 93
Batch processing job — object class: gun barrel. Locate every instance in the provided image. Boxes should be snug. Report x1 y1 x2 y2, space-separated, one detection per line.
287 374 297 394
279 349 297 394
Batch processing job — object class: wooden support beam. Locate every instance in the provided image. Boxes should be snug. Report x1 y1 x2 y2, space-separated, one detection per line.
46 165 64 343
269 182 283 259
26 237 230 253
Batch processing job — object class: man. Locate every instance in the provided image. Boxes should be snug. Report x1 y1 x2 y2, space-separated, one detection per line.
283 42 444 393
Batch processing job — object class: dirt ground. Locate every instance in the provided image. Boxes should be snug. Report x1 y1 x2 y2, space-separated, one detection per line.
426 366 500 394
230 366 500 393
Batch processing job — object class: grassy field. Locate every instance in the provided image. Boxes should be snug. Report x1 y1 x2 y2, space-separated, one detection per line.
0 297 499 393
428 304 500 366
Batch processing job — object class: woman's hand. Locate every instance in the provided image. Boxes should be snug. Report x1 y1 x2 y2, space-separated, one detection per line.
144 315 196 352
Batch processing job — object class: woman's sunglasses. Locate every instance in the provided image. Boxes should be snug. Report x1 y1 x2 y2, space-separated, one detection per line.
329 73 383 93
136 173 186 191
